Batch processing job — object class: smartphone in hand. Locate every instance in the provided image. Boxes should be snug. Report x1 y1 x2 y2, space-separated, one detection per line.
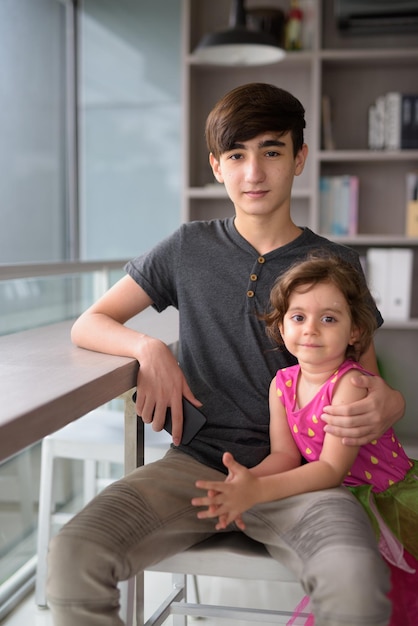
131 393 206 444
164 398 207 444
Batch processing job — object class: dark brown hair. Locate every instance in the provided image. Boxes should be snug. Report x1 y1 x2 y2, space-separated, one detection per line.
264 252 378 360
205 82 305 160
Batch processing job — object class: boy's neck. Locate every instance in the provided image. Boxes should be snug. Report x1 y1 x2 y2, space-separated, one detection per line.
234 214 302 255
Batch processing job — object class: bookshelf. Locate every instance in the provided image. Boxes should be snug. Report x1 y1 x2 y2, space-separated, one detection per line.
182 0 418 443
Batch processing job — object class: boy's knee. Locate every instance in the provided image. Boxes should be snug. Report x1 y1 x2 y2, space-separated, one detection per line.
47 533 96 600
47 532 120 603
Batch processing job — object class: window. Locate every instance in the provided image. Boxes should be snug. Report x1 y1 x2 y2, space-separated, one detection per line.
0 0 181 618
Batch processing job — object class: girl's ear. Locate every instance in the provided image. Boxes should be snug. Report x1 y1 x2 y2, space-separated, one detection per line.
209 153 224 183
349 326 360 345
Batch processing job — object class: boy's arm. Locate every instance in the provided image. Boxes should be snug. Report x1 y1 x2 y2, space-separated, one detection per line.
321 342 405 446
193 371 363 527
71 274 199 444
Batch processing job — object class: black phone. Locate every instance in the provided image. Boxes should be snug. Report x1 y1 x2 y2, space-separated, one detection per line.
132 393 206 445
164 398 207 444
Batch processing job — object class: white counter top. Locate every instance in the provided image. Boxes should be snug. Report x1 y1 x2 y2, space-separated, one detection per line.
0 308 178 461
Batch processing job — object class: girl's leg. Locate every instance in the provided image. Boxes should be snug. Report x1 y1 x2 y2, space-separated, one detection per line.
243 487 392 626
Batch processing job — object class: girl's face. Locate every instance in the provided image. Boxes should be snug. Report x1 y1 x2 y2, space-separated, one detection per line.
279 280 359 370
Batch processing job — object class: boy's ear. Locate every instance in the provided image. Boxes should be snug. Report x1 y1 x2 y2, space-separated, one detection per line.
209 153 224 183
294 143 308 177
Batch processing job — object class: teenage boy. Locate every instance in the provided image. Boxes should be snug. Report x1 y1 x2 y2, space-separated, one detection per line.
47 83 402 625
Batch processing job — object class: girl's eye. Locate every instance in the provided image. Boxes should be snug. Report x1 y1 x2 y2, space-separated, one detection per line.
290 314 304 322
322 315 336 324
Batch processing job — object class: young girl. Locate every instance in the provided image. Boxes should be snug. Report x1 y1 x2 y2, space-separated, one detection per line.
193 252 418 625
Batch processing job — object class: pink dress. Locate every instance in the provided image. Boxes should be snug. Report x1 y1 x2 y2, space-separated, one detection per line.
276 360 418 626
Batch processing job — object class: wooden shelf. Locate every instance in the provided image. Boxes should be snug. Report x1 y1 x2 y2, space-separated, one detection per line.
183 0 418 436
329 235 418 247
319 150 418 162
380 319 418 330
320 48 418 63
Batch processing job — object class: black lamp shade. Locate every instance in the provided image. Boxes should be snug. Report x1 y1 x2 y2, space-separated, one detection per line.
193 1 286 66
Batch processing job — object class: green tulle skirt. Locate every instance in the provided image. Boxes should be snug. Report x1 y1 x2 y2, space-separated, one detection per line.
348 458 418 562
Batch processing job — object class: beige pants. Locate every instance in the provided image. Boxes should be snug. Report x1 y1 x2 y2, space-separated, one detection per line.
47 448 391 626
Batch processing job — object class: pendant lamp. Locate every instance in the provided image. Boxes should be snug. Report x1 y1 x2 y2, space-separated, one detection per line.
193 0 286 66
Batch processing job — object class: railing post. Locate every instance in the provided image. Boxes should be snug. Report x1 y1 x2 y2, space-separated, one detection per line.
122 389 145 625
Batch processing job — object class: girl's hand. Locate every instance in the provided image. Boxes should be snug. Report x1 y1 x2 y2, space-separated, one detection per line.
192 452 258 530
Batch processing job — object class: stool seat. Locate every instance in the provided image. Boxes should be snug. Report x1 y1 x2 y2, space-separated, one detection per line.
148 532 298 582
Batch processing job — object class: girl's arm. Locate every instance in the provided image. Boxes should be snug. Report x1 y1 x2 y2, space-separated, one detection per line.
249 378 302 478
193 370 364 528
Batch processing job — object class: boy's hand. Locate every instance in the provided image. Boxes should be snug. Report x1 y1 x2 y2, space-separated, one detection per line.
134 338 201 445
321 375 404 446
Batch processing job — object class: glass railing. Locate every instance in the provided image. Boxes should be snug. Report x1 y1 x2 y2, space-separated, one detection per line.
0 260 128 618
0 260 128 336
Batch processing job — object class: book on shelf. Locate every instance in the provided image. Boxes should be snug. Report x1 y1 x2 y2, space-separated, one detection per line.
319 175 358 236
368 96 385 150
384 92 418 150
321 95 335 150
406 171 418 237
368 92 418 150
366 247 413 321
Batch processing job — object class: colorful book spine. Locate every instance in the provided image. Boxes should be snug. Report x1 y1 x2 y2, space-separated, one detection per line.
405 171 418 237
319 175 359 236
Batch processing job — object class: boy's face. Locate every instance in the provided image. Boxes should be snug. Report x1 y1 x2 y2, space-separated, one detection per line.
209 131 307 220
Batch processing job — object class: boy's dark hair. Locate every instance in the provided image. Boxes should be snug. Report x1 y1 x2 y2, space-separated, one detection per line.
205 82 306 160
263 251 378 361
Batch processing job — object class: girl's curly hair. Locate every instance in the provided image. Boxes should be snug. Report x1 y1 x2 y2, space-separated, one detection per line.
263 251 378 361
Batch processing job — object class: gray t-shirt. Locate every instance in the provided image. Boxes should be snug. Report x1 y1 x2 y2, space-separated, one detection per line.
125 218 382 473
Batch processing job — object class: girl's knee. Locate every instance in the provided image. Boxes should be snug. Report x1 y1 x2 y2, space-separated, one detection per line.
304 547 391 626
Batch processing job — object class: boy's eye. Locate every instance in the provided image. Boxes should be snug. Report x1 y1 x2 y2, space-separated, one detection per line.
229 153 243 160
265 150 279 157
